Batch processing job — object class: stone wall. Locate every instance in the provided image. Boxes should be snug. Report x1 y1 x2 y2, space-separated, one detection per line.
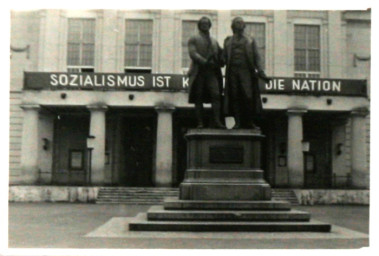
8 186 370 205
9 186 100 203
294 189 369 205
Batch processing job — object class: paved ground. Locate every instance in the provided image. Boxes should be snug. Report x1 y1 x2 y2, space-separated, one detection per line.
8 203 369 249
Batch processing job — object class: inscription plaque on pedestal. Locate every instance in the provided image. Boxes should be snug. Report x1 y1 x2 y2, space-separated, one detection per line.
209 146 244 164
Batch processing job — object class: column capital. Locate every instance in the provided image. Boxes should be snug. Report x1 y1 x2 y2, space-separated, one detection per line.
155 105 175 113
20 104 40 111
287 108 307 116
351 107 369 117
87 104 108 112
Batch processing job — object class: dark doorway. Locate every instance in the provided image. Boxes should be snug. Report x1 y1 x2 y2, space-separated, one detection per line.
52 112 89 185
119 113 155 187
303 114 332 188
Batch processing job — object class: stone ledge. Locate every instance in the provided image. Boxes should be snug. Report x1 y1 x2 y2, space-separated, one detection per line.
8 186 370 205
293 189 369 205
9 185 100 202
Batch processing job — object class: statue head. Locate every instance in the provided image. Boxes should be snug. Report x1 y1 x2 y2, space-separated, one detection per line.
231 16 246 33
198 16 212 32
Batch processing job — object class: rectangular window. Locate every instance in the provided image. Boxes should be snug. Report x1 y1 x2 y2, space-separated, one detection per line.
245 22 266 69
182 20 199 69
124 19 153 72
294 25 320 78
67 19 95 72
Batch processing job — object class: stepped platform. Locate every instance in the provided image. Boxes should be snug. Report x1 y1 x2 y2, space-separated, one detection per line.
146 205 310 221
129 213 331 232
163 197 291 210
129 129 332 232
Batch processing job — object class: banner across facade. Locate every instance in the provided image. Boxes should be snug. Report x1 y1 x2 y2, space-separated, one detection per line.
24 72 367 97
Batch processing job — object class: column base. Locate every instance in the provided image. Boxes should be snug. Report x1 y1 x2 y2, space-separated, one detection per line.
19 166 39 185
351 171 369 189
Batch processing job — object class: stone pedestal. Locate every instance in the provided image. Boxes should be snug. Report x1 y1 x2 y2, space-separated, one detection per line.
129 129 331 232
180 129 270 200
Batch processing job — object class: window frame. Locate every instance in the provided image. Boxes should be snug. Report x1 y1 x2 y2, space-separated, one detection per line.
293 23 322 78
124 19 154 72
66 18 96 73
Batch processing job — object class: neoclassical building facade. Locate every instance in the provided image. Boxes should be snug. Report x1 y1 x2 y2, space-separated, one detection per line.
10 9 370 189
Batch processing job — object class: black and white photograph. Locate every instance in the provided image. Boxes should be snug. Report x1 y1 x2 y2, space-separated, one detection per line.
3 0 377 253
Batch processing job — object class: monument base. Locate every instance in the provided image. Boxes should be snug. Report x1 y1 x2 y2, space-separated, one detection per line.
130 213 331 232
129 129 331 232
180 168 271 200
180 129 270 201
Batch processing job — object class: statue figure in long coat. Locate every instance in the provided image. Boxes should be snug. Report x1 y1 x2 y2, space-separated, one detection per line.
187 17 225 128
223 17 271 129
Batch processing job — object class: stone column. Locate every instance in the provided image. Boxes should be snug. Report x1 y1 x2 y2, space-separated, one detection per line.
88 105 108 185
154 106 175 187
350 108 369 188
20 104 40 184
287 109 307 187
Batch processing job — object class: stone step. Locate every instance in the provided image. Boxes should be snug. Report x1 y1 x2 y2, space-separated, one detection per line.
96 201 161 205
97 197 177 200
273 199 297 201
184 169 264 181
100 188 178 191
180 182 271 200
129 213 332 232
96 187 299 205
147 205 310 222
163 197 291 211
271 189 299 205
96 187 180 204
96 199 165 202
272 197 298 200
98 192 178 196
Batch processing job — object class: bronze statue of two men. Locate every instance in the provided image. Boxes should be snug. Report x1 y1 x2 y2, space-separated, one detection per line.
187 16 270 129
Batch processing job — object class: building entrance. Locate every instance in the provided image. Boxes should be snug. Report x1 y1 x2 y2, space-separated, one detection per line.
303 115 332 188
117 112 156 187
52 112 90 185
